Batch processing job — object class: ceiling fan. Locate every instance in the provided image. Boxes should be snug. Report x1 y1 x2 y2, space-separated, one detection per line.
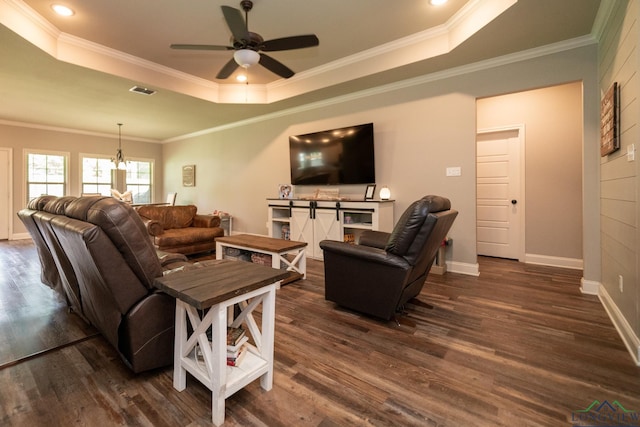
170 0 319 80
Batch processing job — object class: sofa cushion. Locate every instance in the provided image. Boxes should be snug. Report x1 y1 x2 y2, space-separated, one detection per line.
137 205 197 230
154 227 223 248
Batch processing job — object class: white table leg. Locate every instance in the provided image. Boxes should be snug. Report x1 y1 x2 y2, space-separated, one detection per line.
299 250 306 278
260 286 276 390
210 303 227 426
216 242 223 260
173 301 187 391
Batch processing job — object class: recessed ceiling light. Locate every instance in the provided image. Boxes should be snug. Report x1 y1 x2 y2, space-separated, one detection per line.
236 74 248 82
51 4 75 16
429 0 448 5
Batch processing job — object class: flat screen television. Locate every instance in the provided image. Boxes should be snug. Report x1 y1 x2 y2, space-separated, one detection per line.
289 123 375 185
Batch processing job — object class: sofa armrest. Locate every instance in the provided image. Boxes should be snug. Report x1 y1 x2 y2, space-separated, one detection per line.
193 214 221 228
140 217 164 236
119 291 175 373
358 230 390 249
156 250 188 268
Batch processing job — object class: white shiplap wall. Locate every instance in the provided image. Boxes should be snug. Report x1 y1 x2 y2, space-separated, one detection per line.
598 0 640 363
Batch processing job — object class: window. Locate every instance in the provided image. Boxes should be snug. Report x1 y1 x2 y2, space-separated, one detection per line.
26 151 67 201
126 160 152 204
81 156 113 195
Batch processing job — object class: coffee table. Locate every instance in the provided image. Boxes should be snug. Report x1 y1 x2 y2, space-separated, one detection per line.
154 260 289 426
216 234 307 280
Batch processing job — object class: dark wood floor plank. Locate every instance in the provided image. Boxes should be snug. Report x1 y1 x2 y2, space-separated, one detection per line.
1 240 639 426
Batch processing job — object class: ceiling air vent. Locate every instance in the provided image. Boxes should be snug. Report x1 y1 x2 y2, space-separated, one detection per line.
129 86 156 96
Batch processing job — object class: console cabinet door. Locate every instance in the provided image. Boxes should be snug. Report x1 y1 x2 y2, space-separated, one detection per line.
313 209 342 259
290 208 314 248
268 199 394 260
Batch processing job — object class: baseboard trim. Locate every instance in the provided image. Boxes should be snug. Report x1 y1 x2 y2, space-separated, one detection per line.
11 233 31 240
580 278 600 295
598 284 640 366
448 261 479 276
525 253 583 270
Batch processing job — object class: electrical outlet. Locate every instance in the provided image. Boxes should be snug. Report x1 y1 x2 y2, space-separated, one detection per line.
619 274 624 293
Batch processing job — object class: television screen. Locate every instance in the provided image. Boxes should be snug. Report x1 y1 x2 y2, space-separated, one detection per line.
289 123 375 185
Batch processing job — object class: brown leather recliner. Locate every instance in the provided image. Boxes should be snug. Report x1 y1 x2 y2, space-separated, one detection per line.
319 195 458 320
18 196 194 373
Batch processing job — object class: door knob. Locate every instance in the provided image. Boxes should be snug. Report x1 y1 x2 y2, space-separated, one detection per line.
511 199 517 205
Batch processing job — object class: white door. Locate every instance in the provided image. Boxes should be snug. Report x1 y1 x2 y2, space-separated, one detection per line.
0 149 9 240
476 127 524 260
313 209 342 259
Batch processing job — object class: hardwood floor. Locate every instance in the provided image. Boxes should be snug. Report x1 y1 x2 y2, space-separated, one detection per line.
1 239 639 426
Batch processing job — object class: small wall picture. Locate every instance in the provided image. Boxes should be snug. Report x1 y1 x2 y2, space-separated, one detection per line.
364 184 376 200
600 82 620 156
279 184 293 199
182 165 195 187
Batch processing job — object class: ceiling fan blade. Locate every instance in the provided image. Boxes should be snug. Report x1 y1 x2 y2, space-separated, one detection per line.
170 44 233 51
216 57 240 79
221 5 249 43
261 35 319 52
259 53 295 78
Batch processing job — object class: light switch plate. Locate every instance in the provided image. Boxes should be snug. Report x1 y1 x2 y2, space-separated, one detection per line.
627 144 635 161
446 167 461 177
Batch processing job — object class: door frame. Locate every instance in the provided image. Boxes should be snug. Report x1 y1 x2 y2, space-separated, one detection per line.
476 124 526 262
0 147 13 240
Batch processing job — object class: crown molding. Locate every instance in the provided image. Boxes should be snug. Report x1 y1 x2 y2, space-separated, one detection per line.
591 0 617 42
265 0 517 103
1 0 60 54
0 119 159 143
2 0 517 105
165 34 596 143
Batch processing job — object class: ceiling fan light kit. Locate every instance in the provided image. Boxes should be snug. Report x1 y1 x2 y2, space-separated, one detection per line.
170 0 319 80
234 49 260 68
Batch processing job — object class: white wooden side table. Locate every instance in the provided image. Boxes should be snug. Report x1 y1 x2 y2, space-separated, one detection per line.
154 260 289 426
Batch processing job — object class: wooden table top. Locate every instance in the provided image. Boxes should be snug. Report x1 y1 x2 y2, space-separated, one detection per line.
153 260 289 309
216 234 307 252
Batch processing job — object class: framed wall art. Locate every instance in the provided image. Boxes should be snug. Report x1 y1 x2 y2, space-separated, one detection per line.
182 165 195 187
600 82 620 157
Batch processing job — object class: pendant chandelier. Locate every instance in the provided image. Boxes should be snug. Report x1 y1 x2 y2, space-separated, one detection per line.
111 123 127 170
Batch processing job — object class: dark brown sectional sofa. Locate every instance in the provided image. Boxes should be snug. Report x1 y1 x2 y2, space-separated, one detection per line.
18 195 208 373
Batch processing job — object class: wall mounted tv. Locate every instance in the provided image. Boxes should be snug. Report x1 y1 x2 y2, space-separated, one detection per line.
289 123 375 185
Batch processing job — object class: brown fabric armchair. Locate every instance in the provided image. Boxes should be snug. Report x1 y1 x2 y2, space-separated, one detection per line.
319 195 458 320
136 204 224 255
